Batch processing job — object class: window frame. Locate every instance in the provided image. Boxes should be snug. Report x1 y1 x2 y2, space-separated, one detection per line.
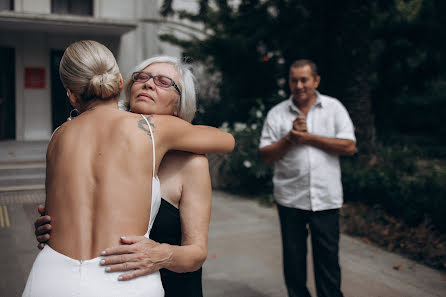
51 0 93 16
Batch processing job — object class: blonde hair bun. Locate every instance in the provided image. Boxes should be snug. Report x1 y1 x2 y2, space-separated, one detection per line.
60 40 121 102
87 72 121 99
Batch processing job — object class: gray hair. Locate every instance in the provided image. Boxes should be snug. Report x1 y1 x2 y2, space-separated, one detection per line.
290 59 318 78
122 56 197 122
59 40 121 102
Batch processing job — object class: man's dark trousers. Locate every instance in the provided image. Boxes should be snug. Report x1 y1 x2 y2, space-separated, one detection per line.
277 204 344 297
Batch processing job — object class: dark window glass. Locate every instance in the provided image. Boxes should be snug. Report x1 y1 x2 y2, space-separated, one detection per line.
0 0 13 10
0 47 16 139
51 0 93 16
50 50 72 129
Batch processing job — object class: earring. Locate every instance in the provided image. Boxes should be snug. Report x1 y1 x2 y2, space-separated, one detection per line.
66 91 69 97
67 108 79 121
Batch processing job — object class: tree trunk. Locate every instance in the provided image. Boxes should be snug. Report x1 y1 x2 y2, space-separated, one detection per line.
323 1 376 155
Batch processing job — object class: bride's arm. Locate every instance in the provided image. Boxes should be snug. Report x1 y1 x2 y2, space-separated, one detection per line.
152 115 235 154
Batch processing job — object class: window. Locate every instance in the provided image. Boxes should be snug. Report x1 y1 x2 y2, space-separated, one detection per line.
50 50 72 129
0 47 16 139
0 0 13 11
51 0 93 16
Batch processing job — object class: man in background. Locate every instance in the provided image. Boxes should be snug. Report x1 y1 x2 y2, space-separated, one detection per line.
259 59 356 297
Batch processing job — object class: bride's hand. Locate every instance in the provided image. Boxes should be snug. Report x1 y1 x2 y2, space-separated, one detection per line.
100 236 173 281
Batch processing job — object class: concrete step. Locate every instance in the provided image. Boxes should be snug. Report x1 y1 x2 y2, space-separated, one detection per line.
0 177 45 187
0 162 46 192
0 184 45 192
0 173 45 181
0 161 45 170
0 141 47 163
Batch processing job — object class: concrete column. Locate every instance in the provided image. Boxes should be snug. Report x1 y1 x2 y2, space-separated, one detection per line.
20 33 52 140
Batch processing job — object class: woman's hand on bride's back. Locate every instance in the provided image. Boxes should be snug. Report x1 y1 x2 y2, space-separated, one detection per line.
34 205 52 249
100 236 172 281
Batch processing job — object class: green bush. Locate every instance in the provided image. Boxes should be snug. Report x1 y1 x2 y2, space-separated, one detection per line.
213 99 274 198
342 149 446 232
392 79 446 139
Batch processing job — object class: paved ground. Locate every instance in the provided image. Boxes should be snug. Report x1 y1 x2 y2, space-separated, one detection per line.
1 188 445 297
203 191 446 297
0 190 45 297
0 141 445 296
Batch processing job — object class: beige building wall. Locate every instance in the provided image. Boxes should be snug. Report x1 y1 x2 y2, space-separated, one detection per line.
0 0 170 141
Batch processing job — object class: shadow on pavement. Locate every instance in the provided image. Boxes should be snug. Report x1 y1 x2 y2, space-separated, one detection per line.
204 279 273 297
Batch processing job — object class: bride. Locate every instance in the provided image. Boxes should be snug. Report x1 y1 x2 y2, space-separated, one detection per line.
22 40 234 297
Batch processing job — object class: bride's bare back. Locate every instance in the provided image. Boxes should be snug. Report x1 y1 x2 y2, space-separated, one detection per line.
46 107 154 260
45 105 234 261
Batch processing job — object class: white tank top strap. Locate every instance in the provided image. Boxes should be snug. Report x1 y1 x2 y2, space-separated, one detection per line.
140 114 161 237
50 126 61 141
140 114 156 177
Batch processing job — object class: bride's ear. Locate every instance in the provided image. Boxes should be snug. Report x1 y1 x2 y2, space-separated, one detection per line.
67 89 80 109
119 74 123 89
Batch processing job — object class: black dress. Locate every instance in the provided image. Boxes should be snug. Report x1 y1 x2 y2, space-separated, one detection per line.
150 198 203 297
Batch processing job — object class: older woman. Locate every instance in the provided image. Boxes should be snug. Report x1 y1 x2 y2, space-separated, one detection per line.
23 41 234 297
35 56 214 296
105 56 212 296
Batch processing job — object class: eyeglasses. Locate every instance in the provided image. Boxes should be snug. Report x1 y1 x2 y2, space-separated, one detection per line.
132 72 181 95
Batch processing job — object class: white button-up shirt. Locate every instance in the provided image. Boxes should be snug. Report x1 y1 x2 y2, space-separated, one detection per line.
259 92 356 211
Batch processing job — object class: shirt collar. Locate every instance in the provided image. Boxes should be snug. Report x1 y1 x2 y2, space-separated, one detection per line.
287 91 323 114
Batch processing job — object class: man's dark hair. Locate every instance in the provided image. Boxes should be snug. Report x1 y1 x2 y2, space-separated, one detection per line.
290 59 318 77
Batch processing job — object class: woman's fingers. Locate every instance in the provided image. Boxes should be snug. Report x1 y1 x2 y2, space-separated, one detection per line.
101 244 137 256
101 236 150 256
36 233 50 243
35 222 52 236
103 257 156 274
118 268 154 281
34 215 51 230
100 238 164 279
104 261 140 273
101 253 142 266
119 235 146 244
37 205 46 216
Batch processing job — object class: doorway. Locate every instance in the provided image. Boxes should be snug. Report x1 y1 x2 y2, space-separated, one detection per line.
0 46 16 140
50 50 72 130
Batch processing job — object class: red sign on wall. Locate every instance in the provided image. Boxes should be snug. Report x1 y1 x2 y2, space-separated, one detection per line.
25 68 46 89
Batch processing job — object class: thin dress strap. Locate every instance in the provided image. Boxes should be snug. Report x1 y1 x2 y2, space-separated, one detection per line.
49 126 61 141
140 114 156 177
